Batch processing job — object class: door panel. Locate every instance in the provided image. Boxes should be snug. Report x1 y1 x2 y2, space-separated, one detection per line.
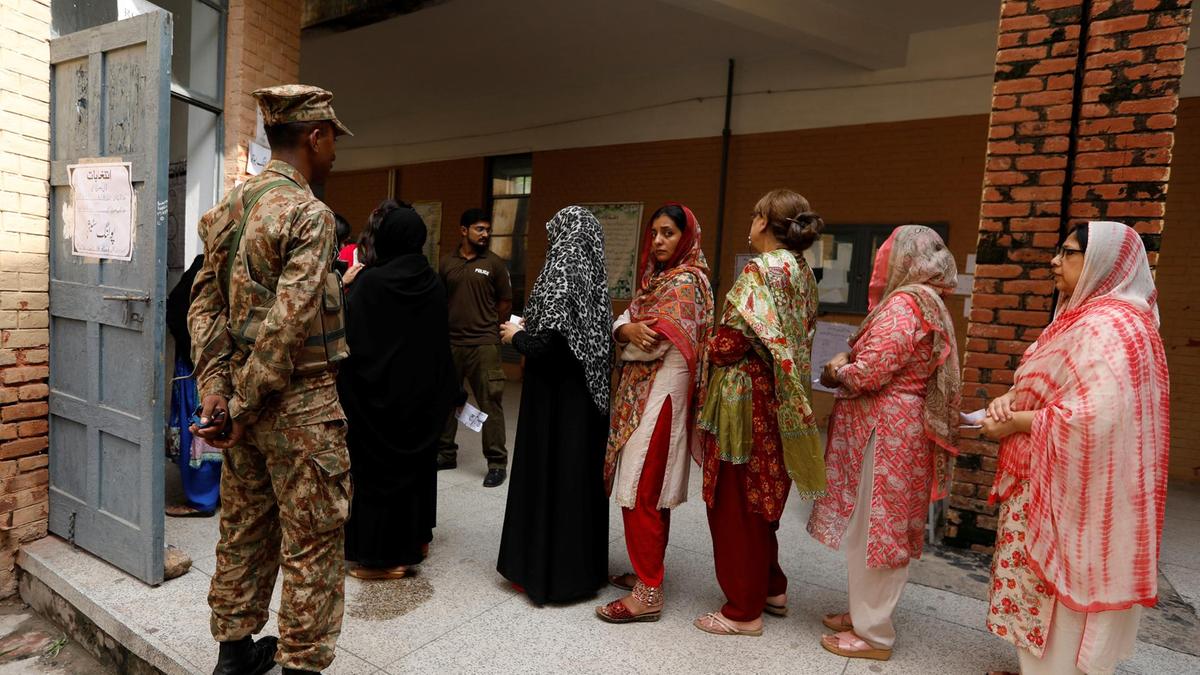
47 11 172 585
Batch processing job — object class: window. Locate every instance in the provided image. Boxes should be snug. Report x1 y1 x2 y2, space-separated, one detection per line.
153 0 226 270
810 223 950 314
487 154 531 313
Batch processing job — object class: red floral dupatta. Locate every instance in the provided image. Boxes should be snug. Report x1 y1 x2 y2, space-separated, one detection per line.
998 221 1168 612
859 225 962 499
605 204 714 490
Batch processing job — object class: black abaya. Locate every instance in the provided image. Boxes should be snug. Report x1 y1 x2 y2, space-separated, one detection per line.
496 329 609 604
338 208 461 568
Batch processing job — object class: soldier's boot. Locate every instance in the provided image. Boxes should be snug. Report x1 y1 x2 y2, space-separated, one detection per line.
212 635 278 675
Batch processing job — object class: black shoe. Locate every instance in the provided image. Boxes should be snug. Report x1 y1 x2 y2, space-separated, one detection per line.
213 635 277 675
437 456 457 471
483 468 507 488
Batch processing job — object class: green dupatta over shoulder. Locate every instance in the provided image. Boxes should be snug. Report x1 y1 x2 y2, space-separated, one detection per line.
697 248 825 497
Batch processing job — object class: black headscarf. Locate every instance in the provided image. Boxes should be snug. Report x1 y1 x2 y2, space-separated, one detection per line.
337 207 460 466
167 255 204 367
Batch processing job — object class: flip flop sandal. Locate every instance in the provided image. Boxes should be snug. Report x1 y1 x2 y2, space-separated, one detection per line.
693 612 763 637
595 599 661 624
165 505 215 518
764 602 788 617
822 612 853 631
608 573 637 591
348 566 409 580
820 631 891 661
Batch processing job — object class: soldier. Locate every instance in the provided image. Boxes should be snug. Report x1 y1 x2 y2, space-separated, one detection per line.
188 85 353 675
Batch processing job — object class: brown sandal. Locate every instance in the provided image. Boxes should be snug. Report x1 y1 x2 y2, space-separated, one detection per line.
608 573 637 591
822 611 853 631
348 565 409 580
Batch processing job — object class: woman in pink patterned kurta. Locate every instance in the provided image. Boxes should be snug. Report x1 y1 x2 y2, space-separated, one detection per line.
808 225 961 661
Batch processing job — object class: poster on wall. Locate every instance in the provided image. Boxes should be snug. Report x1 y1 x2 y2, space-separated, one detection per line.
67 161 135 261
581 202 643 300
413 201 442 266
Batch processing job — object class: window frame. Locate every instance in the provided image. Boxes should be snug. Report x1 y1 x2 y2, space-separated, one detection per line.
814 222 951 315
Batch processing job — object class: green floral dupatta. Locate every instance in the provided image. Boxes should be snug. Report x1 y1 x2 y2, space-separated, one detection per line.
721 248 825 496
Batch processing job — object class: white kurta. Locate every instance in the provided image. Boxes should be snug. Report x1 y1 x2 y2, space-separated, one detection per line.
612 310 693 510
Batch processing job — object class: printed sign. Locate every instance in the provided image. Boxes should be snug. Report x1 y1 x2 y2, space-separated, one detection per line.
581 202 644 300
68 162 134 261
413 201 442 266
811 320 859 394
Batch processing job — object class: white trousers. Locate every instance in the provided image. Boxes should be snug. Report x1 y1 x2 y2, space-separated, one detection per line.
1017 601 1141 675
844 434 910 649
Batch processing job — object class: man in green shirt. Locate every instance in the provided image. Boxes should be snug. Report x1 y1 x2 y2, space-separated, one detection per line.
438 208 513 487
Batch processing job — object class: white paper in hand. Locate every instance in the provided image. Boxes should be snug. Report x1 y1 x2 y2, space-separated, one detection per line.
457 402 488 432
960 409 987 429
509 314 523 326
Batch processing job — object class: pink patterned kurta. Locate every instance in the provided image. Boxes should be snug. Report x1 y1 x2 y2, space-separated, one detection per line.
807 294 938 568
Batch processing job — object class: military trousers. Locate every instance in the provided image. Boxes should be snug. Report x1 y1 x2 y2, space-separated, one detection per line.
208 408 352 671
438 343 508 469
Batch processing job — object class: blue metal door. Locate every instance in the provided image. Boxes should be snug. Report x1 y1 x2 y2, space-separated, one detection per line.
47 12 172 585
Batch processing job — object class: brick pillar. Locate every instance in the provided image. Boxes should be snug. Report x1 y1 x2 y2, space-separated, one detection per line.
0 0 52 596
223 0 302 188
948 0 1192 551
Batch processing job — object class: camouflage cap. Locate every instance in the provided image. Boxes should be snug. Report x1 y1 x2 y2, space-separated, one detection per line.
252 84 353 137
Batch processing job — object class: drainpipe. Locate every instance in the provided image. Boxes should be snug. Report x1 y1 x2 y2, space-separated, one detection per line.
712 58 735 294
1053 0 1092 311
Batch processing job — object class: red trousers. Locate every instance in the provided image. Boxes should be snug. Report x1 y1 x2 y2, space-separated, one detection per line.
621 397 673 588
706 460 788 621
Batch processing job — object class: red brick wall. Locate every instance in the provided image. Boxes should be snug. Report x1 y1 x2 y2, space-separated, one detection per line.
223 0 302 186
397 157 487 258
951 0 1192 550
323 168 392 236
0 0 51 597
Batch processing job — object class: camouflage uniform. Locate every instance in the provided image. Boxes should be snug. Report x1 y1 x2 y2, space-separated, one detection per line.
188 85 352 672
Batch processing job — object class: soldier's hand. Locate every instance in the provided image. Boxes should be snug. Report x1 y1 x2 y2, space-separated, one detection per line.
191 395 230 440
210 419 245 450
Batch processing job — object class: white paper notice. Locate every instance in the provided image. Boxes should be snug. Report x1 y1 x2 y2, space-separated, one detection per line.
68 162 134 261
246 140 271 176
457 403 488 432
955 273 974 296
960 409 987 429
811 321 859 394
966 253 977 274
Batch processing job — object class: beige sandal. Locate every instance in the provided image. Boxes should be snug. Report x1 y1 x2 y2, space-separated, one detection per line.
694 612 763 637
822 611 853 631
820 630 891 661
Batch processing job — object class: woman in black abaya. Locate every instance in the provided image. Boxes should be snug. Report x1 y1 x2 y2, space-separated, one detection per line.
497 205 613 604
339 206 462 579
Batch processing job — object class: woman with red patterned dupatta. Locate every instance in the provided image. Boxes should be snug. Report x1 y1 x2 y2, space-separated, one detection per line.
808 225 961 661
981 221 1169 675
692 189 826 638
596 204 714 624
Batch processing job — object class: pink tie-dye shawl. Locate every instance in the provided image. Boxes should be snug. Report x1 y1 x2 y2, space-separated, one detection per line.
997 221 1169 612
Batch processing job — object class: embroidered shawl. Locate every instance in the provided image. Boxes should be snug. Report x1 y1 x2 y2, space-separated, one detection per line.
605 204 714 489
998 221 1169 612
859 225 961 498
706 248 825 496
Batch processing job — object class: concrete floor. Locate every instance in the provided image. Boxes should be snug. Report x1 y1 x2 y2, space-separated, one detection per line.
17 382 1200 674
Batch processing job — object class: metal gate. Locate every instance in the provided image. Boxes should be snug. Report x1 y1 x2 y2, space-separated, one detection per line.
47 12 172 585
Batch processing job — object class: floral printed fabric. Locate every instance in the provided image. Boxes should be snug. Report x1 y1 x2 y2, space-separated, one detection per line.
696 249 823 497
699 326 791 522
988 481 1053 657
806 294 940 568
